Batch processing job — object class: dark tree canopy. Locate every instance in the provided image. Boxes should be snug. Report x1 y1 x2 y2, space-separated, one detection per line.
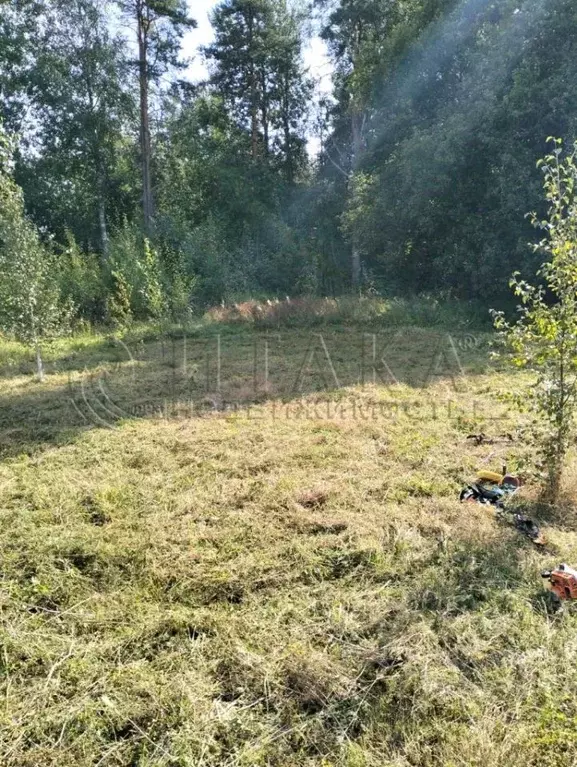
1 0 577 317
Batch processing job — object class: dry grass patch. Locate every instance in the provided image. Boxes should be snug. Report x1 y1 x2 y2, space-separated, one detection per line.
1 323 577 766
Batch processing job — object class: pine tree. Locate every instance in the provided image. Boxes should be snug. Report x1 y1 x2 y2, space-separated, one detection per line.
205 0 310 174
115 0 196 234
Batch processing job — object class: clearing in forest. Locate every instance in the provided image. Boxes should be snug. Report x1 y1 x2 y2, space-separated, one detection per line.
1 321 577 767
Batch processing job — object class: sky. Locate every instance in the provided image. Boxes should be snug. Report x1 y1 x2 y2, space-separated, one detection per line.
179 0 333 153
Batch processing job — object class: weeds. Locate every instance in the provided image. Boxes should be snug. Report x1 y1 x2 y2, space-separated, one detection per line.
204 295 490 330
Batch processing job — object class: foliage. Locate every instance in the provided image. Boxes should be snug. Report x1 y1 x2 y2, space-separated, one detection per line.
182 215 235 305
4 0 577 324
156 240 197 323
139 239 164 319
13 0 135 252
115 0 196 232
204 0 311 177
340 171 377 249
0 126 70 379
58 232 106 323
107 222 167 321
103 220 198 325
493 139 577 501
115 0 196 80
106 269 133 329
318 0 577 297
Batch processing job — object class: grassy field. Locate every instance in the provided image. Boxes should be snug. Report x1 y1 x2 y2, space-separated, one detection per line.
2 308 577 766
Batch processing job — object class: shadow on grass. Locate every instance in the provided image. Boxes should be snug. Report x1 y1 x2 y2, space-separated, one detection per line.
0 325 495 460
0 322 215 381
505 481 577 532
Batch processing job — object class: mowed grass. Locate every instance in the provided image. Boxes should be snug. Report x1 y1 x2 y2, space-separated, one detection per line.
2 319 577 766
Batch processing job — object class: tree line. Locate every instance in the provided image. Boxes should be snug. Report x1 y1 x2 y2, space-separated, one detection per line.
1 0 577 335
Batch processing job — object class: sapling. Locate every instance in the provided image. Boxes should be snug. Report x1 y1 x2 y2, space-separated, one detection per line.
493 139 577 503
0 127 70 380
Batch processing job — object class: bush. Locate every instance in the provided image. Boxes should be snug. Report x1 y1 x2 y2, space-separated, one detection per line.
105 269 133 329
58 232 106 323
106 221 175 322
181 216 237 306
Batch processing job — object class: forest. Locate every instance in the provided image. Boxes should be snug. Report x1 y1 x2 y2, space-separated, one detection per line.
2 0 577 334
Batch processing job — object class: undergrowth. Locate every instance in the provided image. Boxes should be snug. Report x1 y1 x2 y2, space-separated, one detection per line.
204 295 490 329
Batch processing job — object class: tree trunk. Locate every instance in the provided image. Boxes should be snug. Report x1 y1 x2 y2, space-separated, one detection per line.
547 465 562 504
248 11 258 158
351 233 361 289
261 70 269 156
351 111 362 288
82 42 110 259
28 302 45 382
545 335 568 504
250 81 258 157
137 3 154 233
98 183 109 260
35 343 45 383
282 70 292 183
349 19 365 290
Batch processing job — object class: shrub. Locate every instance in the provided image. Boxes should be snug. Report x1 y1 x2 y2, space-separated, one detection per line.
106 222 169 322
58 232 106 323
493 139 577 502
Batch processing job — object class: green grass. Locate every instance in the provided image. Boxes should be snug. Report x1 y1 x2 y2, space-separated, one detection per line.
2 312 577 766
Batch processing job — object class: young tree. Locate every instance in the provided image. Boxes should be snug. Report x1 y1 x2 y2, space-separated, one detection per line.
0 128 70 380
493 139 577 502
116 0 195 233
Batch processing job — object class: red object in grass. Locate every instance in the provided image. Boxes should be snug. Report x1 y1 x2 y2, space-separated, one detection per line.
542 564 577 600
